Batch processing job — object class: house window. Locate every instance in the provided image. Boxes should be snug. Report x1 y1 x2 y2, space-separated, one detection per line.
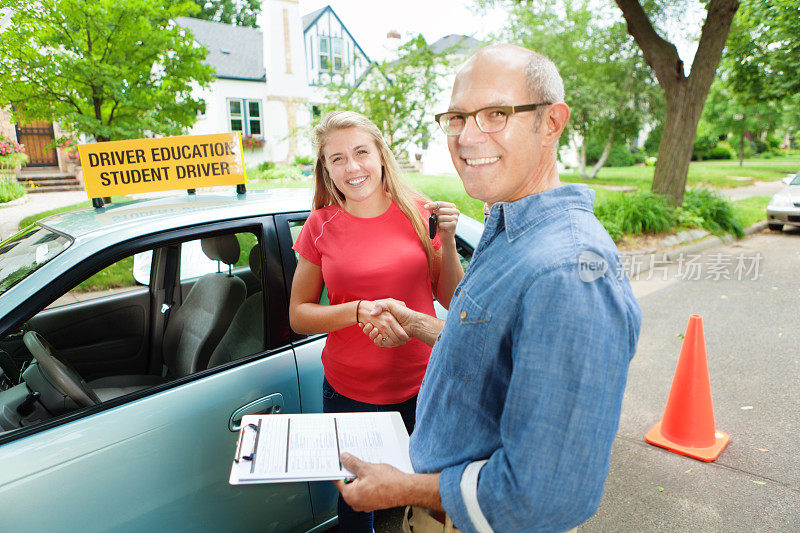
332 38 344 72
228 98 263 136
248 101 262 136
229 100 244 133
318 36 330 72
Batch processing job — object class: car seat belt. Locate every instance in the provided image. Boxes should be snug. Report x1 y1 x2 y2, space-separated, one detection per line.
161 245 180 331
150 245 180 377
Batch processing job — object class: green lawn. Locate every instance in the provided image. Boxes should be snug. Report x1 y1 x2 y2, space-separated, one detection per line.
732 196 770 228
561 155 800 190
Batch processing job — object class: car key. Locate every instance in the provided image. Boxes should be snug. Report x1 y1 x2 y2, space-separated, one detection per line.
429 212 438 239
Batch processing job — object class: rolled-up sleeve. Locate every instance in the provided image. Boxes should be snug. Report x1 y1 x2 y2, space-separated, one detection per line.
439 264 640 532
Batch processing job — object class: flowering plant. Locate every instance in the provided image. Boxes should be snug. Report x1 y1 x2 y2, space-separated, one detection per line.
242 135 265 150
0 138 26 157
0 137 29 175
49 136 81 162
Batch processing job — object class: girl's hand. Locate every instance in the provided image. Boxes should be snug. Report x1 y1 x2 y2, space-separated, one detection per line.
357 300 409 347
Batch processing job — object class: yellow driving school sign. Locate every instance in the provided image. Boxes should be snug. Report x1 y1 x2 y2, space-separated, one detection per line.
78 133 247 198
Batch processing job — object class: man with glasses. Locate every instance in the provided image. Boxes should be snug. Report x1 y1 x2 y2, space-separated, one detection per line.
336 44 641 533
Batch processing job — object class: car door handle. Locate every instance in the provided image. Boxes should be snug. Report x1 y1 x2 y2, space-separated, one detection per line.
229 393 284 431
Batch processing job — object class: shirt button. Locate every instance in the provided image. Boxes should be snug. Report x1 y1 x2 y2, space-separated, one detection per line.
460 311 467 319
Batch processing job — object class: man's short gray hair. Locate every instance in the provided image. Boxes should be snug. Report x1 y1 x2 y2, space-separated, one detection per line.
526 52 564 104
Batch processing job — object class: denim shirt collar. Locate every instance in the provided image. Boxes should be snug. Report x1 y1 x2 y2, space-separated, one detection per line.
487 184 596 242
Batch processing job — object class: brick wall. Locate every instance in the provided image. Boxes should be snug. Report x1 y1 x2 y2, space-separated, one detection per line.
0 107 17 141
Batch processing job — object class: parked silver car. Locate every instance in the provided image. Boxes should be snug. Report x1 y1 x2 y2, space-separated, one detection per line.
0 189 483 532
766 172 800 231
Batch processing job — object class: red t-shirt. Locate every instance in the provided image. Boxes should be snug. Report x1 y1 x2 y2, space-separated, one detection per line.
292 200 441 404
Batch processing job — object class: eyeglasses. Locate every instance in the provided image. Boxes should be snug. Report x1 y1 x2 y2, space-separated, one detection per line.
434 103 551 136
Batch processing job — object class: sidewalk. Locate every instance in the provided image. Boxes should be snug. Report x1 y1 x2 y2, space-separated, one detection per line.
0 190 87 239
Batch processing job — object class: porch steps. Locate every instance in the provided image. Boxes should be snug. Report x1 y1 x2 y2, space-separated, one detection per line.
17 169 83 193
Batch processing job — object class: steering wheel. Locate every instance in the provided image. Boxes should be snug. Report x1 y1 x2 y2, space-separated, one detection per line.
23 331 100 407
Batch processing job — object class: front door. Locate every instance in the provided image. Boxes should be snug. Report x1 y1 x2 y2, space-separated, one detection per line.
15 121 57 167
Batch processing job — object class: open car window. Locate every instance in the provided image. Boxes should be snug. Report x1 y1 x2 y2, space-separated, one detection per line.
0 228 268 439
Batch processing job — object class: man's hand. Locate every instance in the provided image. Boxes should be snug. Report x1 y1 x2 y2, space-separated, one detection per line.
334 453 408 512
357 299 410 347
362 299 416 348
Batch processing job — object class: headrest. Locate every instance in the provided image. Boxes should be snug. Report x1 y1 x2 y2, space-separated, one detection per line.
248 243 262 279
201 235 240 266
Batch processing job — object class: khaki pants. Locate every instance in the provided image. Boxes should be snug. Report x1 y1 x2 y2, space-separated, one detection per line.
402 506 459 533
401 505 579 533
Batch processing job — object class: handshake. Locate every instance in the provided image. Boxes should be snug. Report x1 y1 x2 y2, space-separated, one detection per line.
356 299 418 348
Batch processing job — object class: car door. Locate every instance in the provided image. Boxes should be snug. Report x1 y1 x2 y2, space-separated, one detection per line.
275 212 338 522
0 217 318 532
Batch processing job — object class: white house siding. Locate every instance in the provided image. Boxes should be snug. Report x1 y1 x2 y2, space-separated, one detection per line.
188 78 270 168
303 7 371 98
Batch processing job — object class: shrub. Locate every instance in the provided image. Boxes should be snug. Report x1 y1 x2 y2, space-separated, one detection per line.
707 141 736 160
751 137 767 154
258 160 275 172
597 215 623 243
692 125 718 160
595 192 675 235
586 138 636 167
766 135 781 149
683 188 744 238
262 164 302 181
675 207 704 229
0 178 26 203
643 122 663 155
293 155 314 166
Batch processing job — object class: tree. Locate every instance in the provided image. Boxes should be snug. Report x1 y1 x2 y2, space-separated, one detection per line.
614 0 739 205
192 0 260 27
699 80 780 165
720 0 800 153
323 35 450 157
485 0 660 179
0 0 214 142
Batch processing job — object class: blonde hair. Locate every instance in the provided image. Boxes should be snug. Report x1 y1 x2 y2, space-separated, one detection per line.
312 110 435 271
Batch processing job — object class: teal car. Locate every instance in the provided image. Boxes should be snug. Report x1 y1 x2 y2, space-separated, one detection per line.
0 189 482 532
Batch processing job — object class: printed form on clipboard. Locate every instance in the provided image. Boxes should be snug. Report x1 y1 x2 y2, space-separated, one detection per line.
229 412 414 484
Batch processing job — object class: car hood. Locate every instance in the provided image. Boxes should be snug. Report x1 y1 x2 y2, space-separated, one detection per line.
775 185 800 203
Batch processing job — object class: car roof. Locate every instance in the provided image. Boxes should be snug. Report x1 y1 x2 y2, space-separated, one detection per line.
36 188 315 240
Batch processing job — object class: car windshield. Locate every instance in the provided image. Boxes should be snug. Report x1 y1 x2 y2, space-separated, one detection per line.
0 225 72 294
792 173 800 186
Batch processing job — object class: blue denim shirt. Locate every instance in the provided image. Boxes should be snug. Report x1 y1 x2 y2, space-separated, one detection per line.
410 184 642 533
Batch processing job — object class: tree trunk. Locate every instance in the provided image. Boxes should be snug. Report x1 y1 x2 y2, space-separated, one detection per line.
739 133 744 166
589 129 615 179
578 138 588 179
615 0 739 206
651 89 703 205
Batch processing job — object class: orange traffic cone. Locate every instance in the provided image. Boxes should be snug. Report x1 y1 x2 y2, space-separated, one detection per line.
645 314 729 461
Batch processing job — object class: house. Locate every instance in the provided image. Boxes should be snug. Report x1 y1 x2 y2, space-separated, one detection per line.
180 1 373 167
0 1 373 186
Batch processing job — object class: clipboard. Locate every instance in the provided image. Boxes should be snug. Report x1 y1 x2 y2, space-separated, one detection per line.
229 411 413 484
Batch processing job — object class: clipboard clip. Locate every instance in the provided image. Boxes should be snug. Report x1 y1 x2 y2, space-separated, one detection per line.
234 423 260 463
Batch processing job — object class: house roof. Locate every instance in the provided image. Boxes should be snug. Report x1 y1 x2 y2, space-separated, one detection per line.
301 6 327 32
429 34 483 55
301 5 372 65
175 17 266 81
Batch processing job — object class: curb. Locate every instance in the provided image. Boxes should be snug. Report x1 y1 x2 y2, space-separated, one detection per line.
622 221 768 275
0 195 30 209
